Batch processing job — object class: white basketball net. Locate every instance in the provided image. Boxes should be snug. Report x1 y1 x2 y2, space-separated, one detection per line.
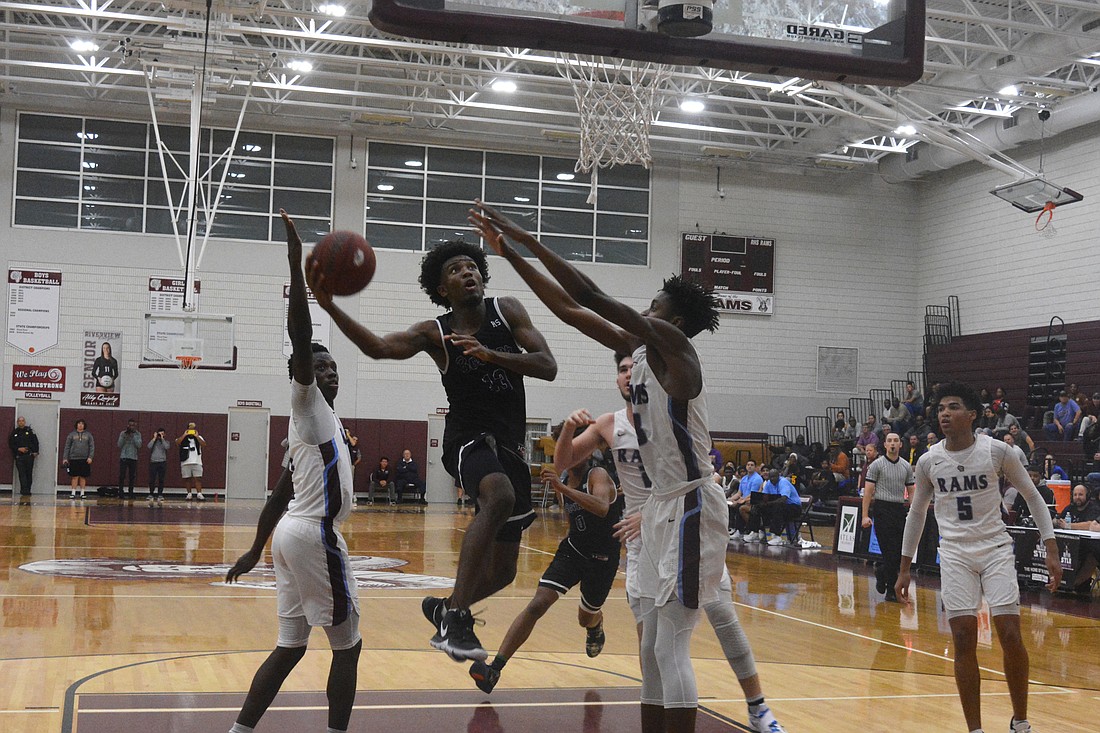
557 53 671 204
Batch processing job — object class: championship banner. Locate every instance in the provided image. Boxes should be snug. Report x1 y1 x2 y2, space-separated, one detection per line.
12 364 66 393
7 269 62 355
680 233 775 315
282 283 332 358
837 505 859 554
81 330 122 408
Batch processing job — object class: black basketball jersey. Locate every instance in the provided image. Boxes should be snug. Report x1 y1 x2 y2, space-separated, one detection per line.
436 297 527 453
565 472 625 558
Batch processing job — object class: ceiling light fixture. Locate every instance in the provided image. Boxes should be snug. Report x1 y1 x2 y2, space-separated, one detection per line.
318 4 346 17
70 40 99 53
679 99 705 113
377 182 394 191
287 60 313 73
556 172 575 181
404 159 423 167
893 124 917 137
491 79 517 93
998 84 1019 96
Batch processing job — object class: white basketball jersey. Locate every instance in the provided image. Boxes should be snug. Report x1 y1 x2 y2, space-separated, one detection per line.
629 344 713 499
610 408 651 515
285 384 355 527
916 434 1009 544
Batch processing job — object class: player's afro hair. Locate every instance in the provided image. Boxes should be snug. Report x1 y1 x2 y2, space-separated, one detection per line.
418 240 491 308
933 381 982 415
287 342 331 380
660 274 720 337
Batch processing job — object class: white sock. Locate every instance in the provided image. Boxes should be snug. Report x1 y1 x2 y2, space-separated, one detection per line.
228 723 254 733
327 728 346 733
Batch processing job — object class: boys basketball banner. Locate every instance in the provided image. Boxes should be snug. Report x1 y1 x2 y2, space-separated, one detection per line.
7 268 62 355
680 233 775 315
81 330 122 408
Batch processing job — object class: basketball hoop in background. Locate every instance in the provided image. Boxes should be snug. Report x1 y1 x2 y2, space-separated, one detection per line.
557 52 671 204
173 336 204 380
1035 201 1058 237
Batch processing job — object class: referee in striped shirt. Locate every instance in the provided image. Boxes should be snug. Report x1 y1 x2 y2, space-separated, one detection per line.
861 432 915 602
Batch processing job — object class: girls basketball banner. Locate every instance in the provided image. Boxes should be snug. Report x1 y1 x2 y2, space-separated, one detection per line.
81 330 122 408
680 233 775 315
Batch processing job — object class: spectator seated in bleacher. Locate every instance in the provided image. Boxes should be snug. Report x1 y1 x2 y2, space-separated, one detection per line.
840 416 858 453
367 456 394 505
925 431 939 450
991 400 1019 439
720 462 739 496
728 459 763 541
1055 484 1100 595
1043 454 1069 481
856 443 879 496
831 411 848 445
754 469 802 547
1043 390 1082 441
885 397 910 434
1079 392 1100 445
780 452 808 488
979 387 993 410
855 422 878 456
394 448 427 504
791 434 812 460
708 441 723 475
875 421 895 446
1007 423 1036 458
1011 468 1056 528
903 381 923 418
975 406 997 436
904 414 933 442
807 441 827 468
1002 433 1029 468
827 445 851 490
903 433 925 465
806 460 838 509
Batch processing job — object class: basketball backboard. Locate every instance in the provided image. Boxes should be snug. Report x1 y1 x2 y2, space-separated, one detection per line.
989 176 1084 214
140 312 237 370
370 0 925 85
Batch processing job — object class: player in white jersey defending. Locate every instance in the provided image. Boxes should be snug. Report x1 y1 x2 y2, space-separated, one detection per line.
224 211 361 733
554 353 787 733
897 382 1060 733
470 202 740 733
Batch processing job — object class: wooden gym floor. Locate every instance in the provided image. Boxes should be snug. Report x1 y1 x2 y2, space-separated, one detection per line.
0 495 1097 733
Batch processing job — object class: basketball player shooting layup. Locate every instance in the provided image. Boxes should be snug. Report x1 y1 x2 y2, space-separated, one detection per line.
224 210 362 733
898 382 1060 733
469 201 732 733
306 237 557 663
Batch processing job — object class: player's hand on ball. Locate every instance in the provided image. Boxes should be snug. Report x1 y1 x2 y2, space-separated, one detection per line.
226 548 262 583
305 255 334 310
614 512 642 542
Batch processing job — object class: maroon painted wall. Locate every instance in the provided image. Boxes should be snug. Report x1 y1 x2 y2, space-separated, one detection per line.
0 406 13 485
267 416 428 494
56 409 228 490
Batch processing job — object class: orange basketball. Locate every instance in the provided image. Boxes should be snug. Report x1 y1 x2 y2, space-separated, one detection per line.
312 231 376 296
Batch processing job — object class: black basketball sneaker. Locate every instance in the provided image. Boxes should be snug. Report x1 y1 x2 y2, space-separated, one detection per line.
430 607 487 662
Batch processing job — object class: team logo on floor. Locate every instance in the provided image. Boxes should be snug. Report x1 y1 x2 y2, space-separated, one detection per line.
19 556 455 590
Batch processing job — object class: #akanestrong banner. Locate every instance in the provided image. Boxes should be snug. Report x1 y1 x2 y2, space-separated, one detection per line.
7 269 62 355
81 330 122 408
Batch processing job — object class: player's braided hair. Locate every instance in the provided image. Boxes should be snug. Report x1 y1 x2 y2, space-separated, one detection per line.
933 381 982 415
660 274 720 337
287 342 331 380
418 240 491 308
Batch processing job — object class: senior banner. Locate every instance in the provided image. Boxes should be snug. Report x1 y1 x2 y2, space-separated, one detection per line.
81 330 122 408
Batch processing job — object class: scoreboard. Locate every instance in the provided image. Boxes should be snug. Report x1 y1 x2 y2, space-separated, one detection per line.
680 233 775 315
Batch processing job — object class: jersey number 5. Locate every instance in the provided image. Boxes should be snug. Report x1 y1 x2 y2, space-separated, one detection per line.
956 495 973 521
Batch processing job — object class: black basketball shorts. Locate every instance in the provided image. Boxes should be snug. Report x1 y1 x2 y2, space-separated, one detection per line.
445 433 535 543
538 537 620 613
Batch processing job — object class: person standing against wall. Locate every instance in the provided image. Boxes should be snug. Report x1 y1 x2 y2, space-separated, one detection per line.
147 427 169 503
117 418 142 499
9 416 39 497
176 423 206 501
63 419 94 499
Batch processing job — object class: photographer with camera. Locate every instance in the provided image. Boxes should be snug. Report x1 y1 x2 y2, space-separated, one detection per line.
175 422 207 501
117 418 142 499
147 427 169 502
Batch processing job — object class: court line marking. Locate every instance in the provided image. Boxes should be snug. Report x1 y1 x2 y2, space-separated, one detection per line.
0 709 59 714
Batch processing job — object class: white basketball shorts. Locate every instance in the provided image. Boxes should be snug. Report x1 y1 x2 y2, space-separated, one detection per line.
272 515 360 627
938 535 1020 618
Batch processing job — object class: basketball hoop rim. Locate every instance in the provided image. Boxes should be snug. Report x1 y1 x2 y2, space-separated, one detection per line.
175 355 203 369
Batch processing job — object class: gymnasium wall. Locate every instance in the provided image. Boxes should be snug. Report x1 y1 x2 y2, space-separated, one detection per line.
1 103 931 472
916 120 1100 334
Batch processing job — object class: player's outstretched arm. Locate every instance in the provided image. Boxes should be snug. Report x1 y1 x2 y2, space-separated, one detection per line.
542 466 613 517
226 468 293 583
305 258 443 364
554 409 606 473
474 200 699 398
469 208 635 356
283 210 316 386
